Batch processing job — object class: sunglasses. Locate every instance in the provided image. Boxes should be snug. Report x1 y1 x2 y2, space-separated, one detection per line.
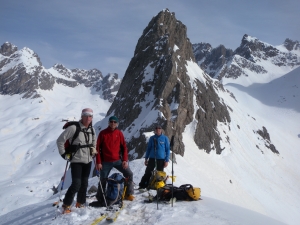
109 121 118 124
155 127 162 130
82 113 93 117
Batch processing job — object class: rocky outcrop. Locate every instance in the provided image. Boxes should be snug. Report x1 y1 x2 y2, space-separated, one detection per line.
101 73 121 103
0 46 54 98
103 9 231 158
283 38 300 51
0 42 18 56
257 126 279 154
193 34 300 83
193 43 233 78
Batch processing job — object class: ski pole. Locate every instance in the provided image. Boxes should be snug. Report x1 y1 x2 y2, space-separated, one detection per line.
154 138 159 210
53 160 69 207
170 135 174 207
93 157 108 209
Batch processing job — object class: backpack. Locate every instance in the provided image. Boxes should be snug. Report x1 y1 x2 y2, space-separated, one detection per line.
148 170 167 190
105 173 125 206
62 121 95 159
157 184 201 201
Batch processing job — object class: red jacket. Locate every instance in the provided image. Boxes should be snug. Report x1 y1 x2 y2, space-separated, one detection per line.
96 127 128 164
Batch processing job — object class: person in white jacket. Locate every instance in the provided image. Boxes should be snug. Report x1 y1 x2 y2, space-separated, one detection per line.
56 108 96 213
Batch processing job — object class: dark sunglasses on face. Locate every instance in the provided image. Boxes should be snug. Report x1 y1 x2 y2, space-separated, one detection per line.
83 114 93 118
110 121 117 124
155 127 161 130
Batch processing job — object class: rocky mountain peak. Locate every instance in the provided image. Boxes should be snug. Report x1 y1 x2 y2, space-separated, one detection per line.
193 43 233 78
102 9 231 158
235 34 279 62
0 42 18 56
192 42 212 63
283 38 300 51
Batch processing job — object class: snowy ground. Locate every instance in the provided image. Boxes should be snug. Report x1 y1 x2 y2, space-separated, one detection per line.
0 159 286 225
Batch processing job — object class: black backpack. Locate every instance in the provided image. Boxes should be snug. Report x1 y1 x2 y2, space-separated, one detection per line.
62 121 95 160
156 184 201 201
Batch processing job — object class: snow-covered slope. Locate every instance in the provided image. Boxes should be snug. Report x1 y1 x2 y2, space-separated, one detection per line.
0 57 299 225
0 84 110 216
0 159 286 225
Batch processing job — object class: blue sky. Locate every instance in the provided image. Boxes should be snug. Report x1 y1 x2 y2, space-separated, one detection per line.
1 0 299 77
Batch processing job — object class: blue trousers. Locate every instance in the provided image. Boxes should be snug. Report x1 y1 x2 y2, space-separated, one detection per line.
96 160 134 201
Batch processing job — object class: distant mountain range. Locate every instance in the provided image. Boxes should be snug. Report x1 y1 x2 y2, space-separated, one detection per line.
193 35 300 86
1 35 299 100
0 10 299 157
0 42 121 102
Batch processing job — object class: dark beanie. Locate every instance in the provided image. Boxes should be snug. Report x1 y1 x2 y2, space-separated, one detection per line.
109 116 119 123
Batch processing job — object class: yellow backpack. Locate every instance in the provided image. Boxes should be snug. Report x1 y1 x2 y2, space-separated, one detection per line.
148 170 167 190
185 185 201 200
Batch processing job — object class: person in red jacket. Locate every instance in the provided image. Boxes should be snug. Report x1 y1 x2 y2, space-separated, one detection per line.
89 116 134 207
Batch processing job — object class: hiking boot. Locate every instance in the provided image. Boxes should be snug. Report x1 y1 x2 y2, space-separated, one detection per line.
125 194 135 201
75 202 85 208
89 201 104 208
138 187 147 193
62 204 71 214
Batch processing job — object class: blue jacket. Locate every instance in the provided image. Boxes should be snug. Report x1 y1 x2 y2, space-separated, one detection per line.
145 134 170 162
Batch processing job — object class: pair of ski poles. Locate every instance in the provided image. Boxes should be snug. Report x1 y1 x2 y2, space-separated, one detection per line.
53 157 108 209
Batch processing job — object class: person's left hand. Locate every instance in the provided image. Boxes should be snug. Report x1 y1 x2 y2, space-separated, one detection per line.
164 161 168 168
122 161 128 169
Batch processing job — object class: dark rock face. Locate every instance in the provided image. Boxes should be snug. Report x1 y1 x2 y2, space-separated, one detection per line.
105 9 231 158
235 34 279 61
257 126 279 154
0 47 55 98
192 42 212 63
284 38 300 51
193 34 300 81
0 42 18 56
194 78 230 154
101 73 121 103
193 43 233 78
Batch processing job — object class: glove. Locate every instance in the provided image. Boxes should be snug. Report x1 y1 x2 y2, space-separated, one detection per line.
61 153 71 160
65 153 71 160
90 147 97 157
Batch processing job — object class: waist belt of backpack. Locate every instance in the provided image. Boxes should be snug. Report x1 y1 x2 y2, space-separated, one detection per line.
68 143 93 160
70 143 93 149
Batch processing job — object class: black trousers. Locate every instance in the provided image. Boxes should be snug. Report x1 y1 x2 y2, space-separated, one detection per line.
63 161 92 205
138 158 165 189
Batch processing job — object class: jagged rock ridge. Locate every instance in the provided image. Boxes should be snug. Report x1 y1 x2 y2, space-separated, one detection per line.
193 35 300 84
0 42 121 102
103 9 231 158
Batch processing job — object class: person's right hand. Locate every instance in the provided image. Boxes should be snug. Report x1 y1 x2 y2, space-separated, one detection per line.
96 163 102 171
144 160 148 166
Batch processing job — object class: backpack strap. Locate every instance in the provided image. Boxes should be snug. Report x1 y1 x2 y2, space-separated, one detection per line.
69 122 95 148
71 122 81 145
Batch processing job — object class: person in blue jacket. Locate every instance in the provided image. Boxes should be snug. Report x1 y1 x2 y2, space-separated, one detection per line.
138 124 170 189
